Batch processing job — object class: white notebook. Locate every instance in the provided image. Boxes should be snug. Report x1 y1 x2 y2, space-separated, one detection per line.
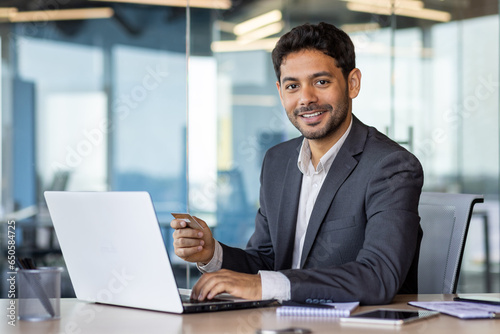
277 301 359 317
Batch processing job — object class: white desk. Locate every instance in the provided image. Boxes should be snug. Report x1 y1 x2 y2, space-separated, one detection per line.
2 294 500 334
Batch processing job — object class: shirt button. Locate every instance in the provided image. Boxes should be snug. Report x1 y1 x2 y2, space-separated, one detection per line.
313 183 318 188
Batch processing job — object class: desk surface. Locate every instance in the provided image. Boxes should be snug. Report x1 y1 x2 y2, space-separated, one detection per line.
2 294 500 334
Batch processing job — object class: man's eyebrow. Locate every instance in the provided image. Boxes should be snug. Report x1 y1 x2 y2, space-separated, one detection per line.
281 76 297 84
310 71 334 79
281 71 334 84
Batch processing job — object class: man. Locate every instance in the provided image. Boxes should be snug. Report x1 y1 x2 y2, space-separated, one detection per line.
171 22 423 305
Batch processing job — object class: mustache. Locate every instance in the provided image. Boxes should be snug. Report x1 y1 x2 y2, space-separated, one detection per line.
294 104 333 116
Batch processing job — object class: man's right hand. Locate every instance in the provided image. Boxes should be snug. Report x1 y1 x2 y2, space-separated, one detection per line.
171 216 215 264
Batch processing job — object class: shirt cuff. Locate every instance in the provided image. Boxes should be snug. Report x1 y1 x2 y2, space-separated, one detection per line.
258 270 291 301
197 240 222 273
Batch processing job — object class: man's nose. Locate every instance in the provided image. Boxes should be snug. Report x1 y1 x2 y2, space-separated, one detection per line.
299 86 318 105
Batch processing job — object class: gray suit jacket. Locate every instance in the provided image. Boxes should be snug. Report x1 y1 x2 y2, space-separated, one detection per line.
220 115 424 305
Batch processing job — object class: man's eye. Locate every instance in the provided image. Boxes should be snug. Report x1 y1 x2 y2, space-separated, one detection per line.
286 84 298 90
317 80 329 85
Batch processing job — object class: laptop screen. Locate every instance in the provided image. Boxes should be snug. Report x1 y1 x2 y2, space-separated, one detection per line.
45 191 184 313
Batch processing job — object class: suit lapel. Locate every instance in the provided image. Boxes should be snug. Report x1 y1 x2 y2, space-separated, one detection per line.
274 144 302 270
299 116 367 268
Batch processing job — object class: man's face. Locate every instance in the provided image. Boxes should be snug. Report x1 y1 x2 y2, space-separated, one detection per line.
277 49 359 143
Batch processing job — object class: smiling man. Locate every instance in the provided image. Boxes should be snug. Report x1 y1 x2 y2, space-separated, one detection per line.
171 22 424 305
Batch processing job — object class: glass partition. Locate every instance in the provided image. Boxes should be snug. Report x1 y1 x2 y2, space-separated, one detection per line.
0 3 190 295
201 0 500 292
0 0 498 298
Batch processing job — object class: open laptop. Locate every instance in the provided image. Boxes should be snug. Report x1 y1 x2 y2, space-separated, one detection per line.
44 191 275 313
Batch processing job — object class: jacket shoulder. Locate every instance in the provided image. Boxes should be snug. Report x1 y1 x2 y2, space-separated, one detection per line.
264 136 303 159
363 124 419 160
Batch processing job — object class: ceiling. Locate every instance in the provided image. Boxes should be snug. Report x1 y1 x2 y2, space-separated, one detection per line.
2 0 498 17
226 0 499 28
1 0 498 34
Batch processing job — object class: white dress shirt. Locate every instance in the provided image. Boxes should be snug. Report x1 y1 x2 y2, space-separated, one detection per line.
199 119 353 301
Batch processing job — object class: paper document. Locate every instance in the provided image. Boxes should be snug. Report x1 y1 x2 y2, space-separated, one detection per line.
409 301 500 319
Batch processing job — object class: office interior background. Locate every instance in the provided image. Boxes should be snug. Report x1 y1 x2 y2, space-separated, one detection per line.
0 0 499 297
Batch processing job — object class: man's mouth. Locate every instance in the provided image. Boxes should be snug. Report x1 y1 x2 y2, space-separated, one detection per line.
294 104 333 119
301 111 324 118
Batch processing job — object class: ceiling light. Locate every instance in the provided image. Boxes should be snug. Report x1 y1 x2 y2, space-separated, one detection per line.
211 37 279 53
344 0 424 10
346 2 451 22
236 21 284 44
341 22 381 33
6 8 114 22
0 7 17 18
90 0 231 10
215 20 236 33
233 9 282 36
397 6 451 21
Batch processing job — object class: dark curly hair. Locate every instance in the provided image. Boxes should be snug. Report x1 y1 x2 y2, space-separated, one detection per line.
272 22 356 82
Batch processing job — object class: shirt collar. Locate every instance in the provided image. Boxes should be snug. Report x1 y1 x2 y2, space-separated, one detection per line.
297 117 353 176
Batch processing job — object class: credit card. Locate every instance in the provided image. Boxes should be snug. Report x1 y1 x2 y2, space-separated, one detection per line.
171 213 204 230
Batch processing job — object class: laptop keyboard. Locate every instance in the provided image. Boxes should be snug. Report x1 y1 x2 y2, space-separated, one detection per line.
181 294 226 304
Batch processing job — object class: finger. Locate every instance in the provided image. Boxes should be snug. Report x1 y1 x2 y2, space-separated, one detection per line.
174 236 204 248
204 282 228 300
175 245 203 258
191 272 225 300
195 273 232 300
196 271 262 300
197 279 219 301
170 219 187 229
200 270 239 299
191 274 209 299
174 228 204 239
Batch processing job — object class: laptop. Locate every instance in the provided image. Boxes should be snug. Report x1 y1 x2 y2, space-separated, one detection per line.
44 191 275 313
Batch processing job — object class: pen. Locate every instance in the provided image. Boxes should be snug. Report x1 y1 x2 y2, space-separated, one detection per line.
489 312 500 319
17 257 56 317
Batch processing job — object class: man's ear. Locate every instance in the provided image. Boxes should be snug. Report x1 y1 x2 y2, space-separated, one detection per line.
347 68 361 99
276 80 285 106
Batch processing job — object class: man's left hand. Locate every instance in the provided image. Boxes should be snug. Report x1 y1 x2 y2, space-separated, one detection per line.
191 269 262 301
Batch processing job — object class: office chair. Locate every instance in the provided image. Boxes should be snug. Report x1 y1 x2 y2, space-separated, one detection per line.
417 192 484 294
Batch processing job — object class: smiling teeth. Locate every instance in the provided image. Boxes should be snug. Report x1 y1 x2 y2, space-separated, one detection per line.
302 111 323 118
